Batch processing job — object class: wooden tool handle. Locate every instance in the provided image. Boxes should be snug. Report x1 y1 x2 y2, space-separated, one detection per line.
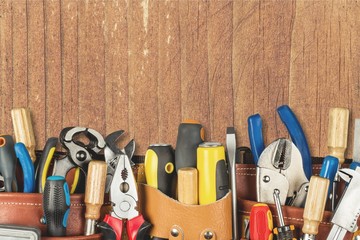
328 107 349 164
85 161 107 220
177 167 198 205
302 176 329 235
11 108 36 162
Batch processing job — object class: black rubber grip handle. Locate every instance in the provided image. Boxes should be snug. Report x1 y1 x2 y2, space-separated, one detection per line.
43 176 70 237
216 159 229 200
175 121 204 171
0 135 18 192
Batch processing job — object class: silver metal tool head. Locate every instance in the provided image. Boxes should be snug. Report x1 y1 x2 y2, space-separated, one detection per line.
110 153 139 220
328 168 360 238
256 138 309 207
53 127 106 176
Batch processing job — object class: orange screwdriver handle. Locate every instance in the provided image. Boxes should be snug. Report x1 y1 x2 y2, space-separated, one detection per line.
250 203 273 240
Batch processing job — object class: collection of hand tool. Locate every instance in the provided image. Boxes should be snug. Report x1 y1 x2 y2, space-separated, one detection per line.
3 104 360 239
144 120 239 240
0 107 152 239
248 105 360 240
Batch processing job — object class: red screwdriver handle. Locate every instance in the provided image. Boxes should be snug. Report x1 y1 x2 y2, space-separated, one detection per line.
98 214 124 240
127 214 152 240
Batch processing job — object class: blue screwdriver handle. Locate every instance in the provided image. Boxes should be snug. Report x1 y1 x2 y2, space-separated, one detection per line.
247 114 265 165
277 105 312 180
320 156 339 179
14 142 35 193
319 155 339 197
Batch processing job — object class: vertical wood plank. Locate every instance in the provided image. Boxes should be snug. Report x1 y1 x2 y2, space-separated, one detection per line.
0 0 13 133
104 0 129 135
207 0 233 143
45 0 62 139
157 0 181 146
61 0 79 128
290 0 360 158
12 0 27 108
128 0 159 154
232 1 295 147
179 0 210 138
27 0 46 148
78 0 106 134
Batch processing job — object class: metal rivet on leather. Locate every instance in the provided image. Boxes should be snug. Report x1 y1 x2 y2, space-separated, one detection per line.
204 231 213 239
171 228 179 237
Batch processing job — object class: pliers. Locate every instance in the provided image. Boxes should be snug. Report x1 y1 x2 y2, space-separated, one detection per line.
51 127 106 193
256 138 309 207
248 105 312 180
98 130 151 240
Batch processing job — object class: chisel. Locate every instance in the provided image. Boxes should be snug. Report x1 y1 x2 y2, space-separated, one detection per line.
226 127 238 240
350 119 360 171
327 107 349 210
302 156 338 240
11 108 37 162
84 161 107 236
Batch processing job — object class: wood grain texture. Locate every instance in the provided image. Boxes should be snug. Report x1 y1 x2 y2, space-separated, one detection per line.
207 0 233 143
128 0 159 154
104 0 129 134
179 0 210 139
44 0 62 139
1 0 360 158
61 0 79 129
12 0 28 108
233 1 294 148
158 0 181 146
0 0 13 133
27 0 46 145
78 0 106 134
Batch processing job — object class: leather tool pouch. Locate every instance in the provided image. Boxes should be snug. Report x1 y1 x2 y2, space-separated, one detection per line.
138 183 233 240
0 192 104 239
236 163 360 240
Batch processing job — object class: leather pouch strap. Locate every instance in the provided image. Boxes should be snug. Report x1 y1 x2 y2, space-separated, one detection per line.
138 183 232 240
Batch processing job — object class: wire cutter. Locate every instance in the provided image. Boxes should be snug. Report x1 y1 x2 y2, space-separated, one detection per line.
98 130 151 240
51 127 106 193
248 105 312 180
256 138 309 207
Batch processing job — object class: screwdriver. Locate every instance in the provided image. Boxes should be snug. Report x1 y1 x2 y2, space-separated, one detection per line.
84 161 107 236
250 203 273 240
272 189 295 240
175 120 205 172
327 107 349 210
302 156 338 240
43 176 70 237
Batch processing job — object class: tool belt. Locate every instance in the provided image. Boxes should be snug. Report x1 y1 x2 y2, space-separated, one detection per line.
236 163 360 240
0 192 105 239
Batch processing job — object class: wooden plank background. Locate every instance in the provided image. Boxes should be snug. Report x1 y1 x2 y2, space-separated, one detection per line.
1 0 360 158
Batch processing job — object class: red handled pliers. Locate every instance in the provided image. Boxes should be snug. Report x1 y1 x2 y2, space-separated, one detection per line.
98 131 151 240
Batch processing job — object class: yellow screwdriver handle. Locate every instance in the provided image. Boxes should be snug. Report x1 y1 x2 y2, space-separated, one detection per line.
328 108 349 164
302 176 329 235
